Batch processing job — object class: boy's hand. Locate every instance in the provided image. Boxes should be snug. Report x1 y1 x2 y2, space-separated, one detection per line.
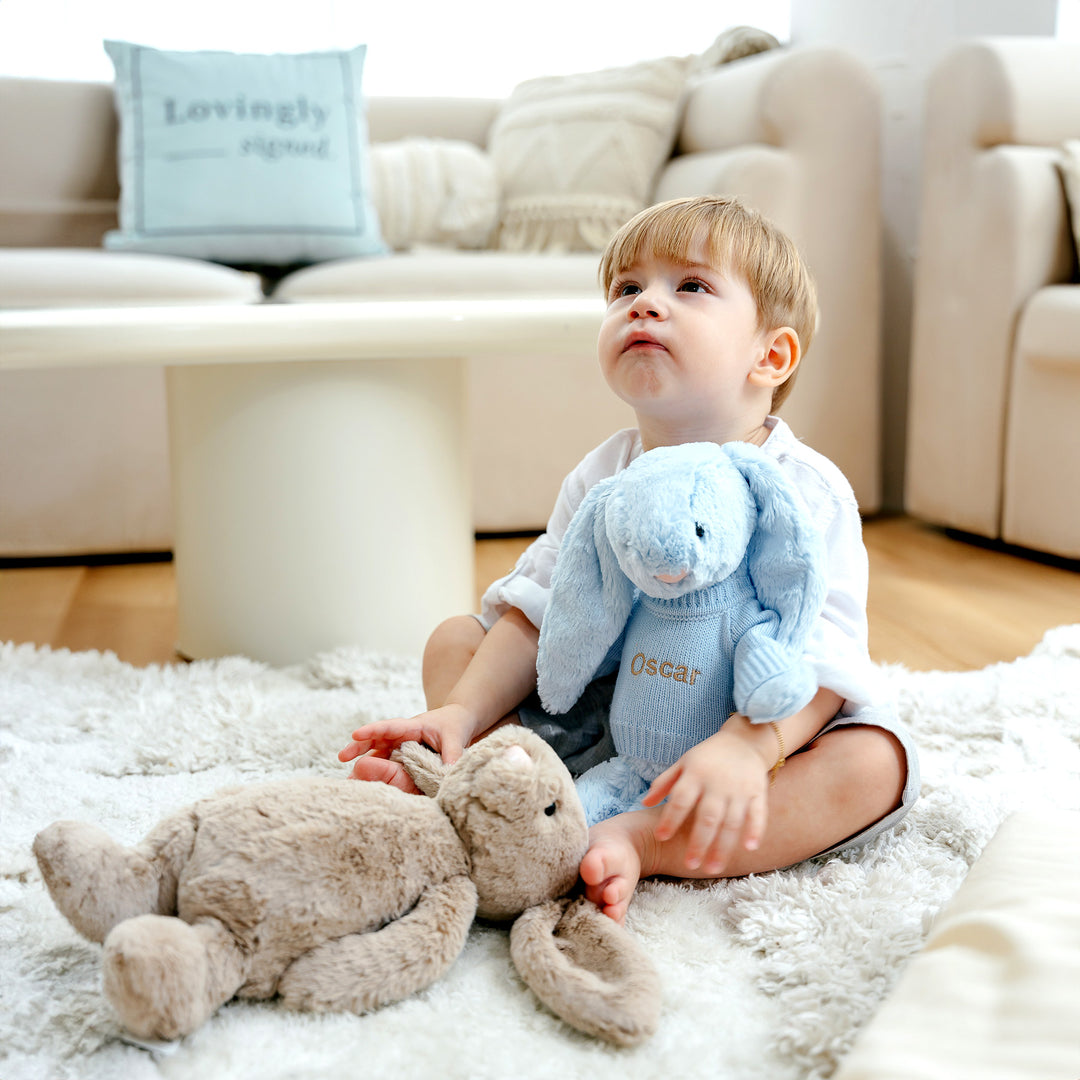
641 722 775 875
338 703 478 791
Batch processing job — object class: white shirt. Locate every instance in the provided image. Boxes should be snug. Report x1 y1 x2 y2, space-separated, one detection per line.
480 417 883 708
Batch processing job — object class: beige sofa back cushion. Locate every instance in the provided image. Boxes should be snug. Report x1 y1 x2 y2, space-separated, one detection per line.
0 79 119 246
0 78 501 252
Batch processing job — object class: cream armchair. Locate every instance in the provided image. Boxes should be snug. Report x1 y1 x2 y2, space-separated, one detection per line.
906 37 1080 559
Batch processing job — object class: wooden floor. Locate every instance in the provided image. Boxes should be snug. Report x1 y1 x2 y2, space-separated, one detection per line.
1 516 1078 672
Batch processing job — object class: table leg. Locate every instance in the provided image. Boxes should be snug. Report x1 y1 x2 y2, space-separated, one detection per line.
166 356 474 664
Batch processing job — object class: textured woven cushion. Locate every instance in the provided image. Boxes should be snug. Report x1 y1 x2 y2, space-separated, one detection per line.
368 138 498 251
102 41 386 266
486 27 779 253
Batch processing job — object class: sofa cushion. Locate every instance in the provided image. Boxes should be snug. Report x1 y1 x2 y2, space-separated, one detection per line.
486 28 779 254
369 139 498 252
486 54 690 254
102 41 386 266
273 250 603 301
0 249 262 308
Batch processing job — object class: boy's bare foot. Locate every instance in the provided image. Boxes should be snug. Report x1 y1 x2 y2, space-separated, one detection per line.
579 812 656 925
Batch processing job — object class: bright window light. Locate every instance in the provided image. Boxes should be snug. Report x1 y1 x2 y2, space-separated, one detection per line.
1059 0 1080 39
0 1 791 96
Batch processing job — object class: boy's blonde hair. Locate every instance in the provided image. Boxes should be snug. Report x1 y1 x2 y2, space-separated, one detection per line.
598 196 818 412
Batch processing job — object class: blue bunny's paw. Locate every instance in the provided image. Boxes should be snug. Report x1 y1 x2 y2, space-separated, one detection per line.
738 663 817 722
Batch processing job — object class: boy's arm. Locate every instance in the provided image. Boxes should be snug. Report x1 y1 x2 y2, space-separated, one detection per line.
643 687 842 873
339 608 540 782
439 606 541 749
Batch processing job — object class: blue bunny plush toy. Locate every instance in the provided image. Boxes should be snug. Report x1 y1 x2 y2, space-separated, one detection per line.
536 441 827 824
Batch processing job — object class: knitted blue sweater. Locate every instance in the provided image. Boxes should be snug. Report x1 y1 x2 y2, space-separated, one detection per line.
610 564 788 765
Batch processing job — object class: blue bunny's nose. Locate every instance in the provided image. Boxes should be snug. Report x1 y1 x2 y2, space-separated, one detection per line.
654 570 688 585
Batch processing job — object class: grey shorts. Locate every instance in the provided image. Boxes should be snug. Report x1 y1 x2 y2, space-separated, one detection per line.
518 675 920 859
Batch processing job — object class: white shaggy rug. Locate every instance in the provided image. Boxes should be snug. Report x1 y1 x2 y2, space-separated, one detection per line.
2 627 1079 1080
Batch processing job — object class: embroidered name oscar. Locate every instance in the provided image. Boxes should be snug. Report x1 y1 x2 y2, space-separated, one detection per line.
629 653 702 686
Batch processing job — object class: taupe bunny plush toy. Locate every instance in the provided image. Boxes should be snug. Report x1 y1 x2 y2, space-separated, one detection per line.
32 727 659 1045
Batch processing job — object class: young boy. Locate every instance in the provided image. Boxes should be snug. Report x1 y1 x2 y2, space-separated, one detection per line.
340 196 919 924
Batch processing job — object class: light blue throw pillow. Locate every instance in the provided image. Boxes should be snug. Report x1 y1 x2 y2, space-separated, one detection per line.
103 41 387 265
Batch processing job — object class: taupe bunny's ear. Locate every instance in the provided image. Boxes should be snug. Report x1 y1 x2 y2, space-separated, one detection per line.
391 741 451 797
510 896 660 1046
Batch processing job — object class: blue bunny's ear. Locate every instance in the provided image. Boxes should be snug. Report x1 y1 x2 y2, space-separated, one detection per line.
536 479 636 715
724 443 827 719
724 442 826 648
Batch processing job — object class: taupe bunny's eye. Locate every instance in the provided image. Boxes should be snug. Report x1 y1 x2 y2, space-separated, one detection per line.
544 802 558 816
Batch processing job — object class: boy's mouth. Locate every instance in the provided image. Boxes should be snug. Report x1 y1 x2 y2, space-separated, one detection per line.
623 332 667 352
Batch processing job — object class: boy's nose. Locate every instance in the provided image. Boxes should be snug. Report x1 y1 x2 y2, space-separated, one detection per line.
629 294 663 319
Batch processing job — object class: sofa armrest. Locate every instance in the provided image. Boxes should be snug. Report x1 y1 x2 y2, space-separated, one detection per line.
906 38 1079 538
664 46 883 510
678 46 879 156
950 37 1080 148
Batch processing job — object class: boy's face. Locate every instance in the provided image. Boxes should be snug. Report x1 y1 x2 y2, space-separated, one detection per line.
597 239 775 438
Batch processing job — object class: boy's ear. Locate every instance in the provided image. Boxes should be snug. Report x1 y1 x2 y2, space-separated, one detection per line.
749 327 801 389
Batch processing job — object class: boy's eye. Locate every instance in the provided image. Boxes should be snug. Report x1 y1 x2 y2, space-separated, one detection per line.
613 282 640 298
679 279 708 293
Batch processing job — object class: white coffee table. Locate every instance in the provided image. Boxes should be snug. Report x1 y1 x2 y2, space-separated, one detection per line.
1 298 604 664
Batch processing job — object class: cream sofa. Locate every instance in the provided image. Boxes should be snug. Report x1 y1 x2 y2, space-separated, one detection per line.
906 38 1080 559
0 44 883 557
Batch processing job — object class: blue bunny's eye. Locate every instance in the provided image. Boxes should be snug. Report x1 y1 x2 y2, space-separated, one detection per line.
695 523 706 539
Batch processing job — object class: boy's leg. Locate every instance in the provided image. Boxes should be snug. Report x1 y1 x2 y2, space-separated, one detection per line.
582 725 908 923
422 615 487 709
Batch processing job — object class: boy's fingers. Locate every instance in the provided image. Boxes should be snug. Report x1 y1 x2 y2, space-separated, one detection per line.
349 720 427 751
641 766 677 808
684 796 729 869
743 795 767 852
348 755 420 793
338 741 362 762
654 778 697 840
701 800 750 874
449 736 473 764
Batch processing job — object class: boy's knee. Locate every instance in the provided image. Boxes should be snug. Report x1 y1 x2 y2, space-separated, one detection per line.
422 616 486 704
846 727 907 812
816 726 907 816
424 615 485 661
